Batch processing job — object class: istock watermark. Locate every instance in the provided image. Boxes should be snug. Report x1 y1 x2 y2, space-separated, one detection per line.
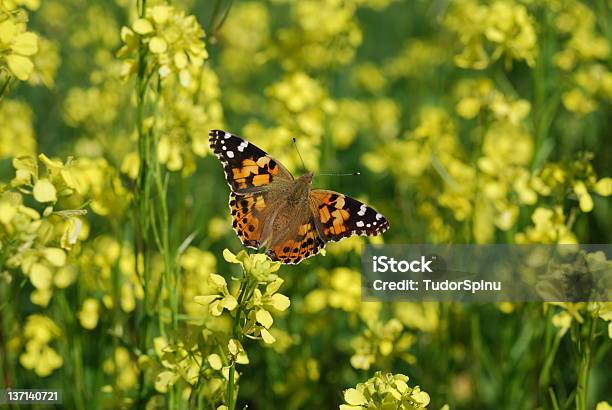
361 244 612 302
372 256 434 273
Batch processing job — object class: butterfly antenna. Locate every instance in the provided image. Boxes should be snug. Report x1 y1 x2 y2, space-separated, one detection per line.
316 171 361 177
292 137 308 172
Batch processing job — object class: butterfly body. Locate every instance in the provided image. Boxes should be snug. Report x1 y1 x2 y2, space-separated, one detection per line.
209 129 389 264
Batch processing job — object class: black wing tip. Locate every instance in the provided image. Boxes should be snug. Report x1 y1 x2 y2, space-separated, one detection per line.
209 129 226 138
373 217 390 235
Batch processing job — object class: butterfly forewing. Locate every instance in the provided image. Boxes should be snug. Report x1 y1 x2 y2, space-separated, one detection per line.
209 129 292 192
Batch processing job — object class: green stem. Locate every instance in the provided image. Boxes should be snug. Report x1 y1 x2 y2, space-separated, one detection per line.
226 278 253 410
575 316 596 410
133 0 159 403
0 75 13 102
539 331 562 389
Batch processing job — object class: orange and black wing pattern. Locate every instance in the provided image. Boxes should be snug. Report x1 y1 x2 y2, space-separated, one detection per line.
209 129 291 192
310 190 390 242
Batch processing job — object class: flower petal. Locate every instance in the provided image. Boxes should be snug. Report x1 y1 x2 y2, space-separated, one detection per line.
133 18 154 35
12 32 38 56
33 178 57 203
149 36 167 53
344 388 367 406
7 54 34 80
256 309 273 328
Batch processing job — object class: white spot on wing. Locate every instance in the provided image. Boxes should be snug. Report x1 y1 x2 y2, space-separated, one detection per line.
358 204 367 216
376 213 382 220
356 221 364 228
237 141 249 152
227 151 234 158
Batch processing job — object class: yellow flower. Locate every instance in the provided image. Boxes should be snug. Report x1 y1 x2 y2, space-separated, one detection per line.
32 178 57 203
0 100 36 159
28 37 60 88
515 207 577 244
222 248 281 282
78 298 101 329
227 338 249 365
194 273 238 316
273 0 362 70
250 278 291 331
562 88 597 115
0 19 39 80
445 0 536 69
2 0 40 11
341 371 430 410
119 4 208 84
19 315 63 377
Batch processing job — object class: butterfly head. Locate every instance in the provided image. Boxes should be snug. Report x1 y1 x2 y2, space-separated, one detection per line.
297 172 314 185
287 172 314 204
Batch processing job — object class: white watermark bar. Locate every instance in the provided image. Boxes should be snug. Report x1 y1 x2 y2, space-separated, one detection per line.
0 389 62 404
361 244 612 302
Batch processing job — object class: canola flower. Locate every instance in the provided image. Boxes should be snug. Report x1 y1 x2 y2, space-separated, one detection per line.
1 154 86 307
0 7 38 81
341 371 431 410
119 4 208 85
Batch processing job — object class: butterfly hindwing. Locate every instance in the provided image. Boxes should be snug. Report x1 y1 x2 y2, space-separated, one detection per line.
310 190 390 241
266 217 326 264
229 191 267 249
209 129 292 192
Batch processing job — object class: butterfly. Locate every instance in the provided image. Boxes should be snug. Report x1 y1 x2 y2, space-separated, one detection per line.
209 129 390 264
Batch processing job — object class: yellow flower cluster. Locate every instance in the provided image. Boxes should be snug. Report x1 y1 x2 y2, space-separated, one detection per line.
76 235 143 317
274 0 363 71
27 36 60 87
218 2 269 80
119 3 208 84
1 154 86 306
0 0 38 81
102 347 140 394
445 0 537 69
18 314 63 376
341 371 431 410
553 1 612 114
152 336 204 393
180 247 217 317
0 99 36 158
154 65 224 174
304 267 363 314
195 250 290 344
350 318 415 370
237 72 337 174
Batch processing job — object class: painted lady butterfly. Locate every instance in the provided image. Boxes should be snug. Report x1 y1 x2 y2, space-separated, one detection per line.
209 130 390 264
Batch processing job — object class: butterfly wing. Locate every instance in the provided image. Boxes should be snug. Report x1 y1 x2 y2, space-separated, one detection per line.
309 190 390 241
209 129 293 193
265 217 326 264
229 191 269 249
267 190 390 264
210 130 293 249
